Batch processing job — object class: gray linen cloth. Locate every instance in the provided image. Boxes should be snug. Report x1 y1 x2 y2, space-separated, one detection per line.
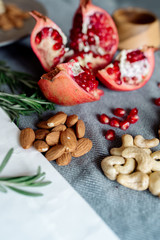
1 0 160 239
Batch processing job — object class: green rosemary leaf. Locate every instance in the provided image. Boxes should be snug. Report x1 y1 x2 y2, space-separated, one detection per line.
27 181 52 187
0 184 7 193
0 148 14 173
7 186 43 197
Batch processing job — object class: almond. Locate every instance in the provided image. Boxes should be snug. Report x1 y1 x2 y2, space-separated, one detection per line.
76 119 85 138
60 128 77 152
45 144 65 161
33 140 49 152
37 121 51 129
47 112 67 127
35 129 50 140
66 114 78 127
51 124 66 132
20 128 35 149
56 152 72 166
71 138 92 157
45 131 60 146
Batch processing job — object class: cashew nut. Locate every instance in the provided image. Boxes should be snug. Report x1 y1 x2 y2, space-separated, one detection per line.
151 151 160 171
149 172 160 196
115 158 136 174
101 156 125 180
134 135 159 149
117 172 149 191
143 148 152 155
110 134 134 156
122 147 153 173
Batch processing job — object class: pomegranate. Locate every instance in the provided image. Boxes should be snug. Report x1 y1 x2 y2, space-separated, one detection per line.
154 98 160 106
38 60 104 106
69 0 119 71
97 47 155 91
30 11 69 72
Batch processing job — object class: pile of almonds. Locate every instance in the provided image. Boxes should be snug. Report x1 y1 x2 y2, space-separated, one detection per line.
20 112 93 166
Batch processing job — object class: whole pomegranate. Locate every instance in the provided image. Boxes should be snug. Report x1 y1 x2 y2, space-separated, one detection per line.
69 0 119 72
97 47 155 91
38 60 104 106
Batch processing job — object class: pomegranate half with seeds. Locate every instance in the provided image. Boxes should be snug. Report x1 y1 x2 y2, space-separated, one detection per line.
97 47 155 91
69 0 119 71
30 11 69 72
38 61 104 106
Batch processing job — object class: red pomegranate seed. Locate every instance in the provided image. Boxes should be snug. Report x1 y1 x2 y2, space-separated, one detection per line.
129 108 138 116
53 42 62 50
113 108 126 117
154 98 160 106
126 50 146 63
35 32 42 44
105 129 115 141
109 117 120 128
158 83 160 88
107 67 114 75
120 120 130 130
127 114 139 124
99 114 110 124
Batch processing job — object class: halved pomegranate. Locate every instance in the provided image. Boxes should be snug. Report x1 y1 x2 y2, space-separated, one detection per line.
97 47 155 91
30 11 69 72
69 0 119 71
38 60 104 106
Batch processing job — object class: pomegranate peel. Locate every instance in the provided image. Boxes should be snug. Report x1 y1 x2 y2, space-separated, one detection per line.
97 46 155 91
38 61 104 106
30 11 69 72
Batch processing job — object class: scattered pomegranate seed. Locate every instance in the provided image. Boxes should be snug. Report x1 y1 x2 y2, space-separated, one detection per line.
110 117 120 128
99 114 110 124
158 83 160 88
120 120 130 130
129 108 138 116
113 108 126 117
105 129 115 141
154 98 160 106
127 114 139 124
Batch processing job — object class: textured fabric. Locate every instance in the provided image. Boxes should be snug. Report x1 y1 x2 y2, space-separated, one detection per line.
1 0 160 239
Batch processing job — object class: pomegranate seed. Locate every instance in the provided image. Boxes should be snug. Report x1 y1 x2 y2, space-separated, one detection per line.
99 114 110 124
157 83 160 88
109 117 120 128
113 108 126 117
129 108 138 116
105 129 115 141
53 42 62 50
120 120 130 130
126 50 146 63
35 32 42 44
154 98 160 106
107 67 114 75
127 114 139 124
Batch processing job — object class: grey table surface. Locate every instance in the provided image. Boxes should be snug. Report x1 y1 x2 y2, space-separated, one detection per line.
1 0 160 239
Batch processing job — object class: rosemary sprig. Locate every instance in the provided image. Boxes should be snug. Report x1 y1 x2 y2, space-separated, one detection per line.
0 61 37 92
0 92 55 122
0 148 51 196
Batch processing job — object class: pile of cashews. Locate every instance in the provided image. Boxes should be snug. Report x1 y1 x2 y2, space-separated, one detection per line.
101 134 160 197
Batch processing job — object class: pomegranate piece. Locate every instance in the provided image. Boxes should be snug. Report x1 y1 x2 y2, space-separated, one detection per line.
29 11 69 72
99 114 110 124
38 60 104 106
97 47 156 91
109 117 120 128
154 98 160 106
113 108 126 117
69 0 119 72
120 120 130 130
105 129 115 141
